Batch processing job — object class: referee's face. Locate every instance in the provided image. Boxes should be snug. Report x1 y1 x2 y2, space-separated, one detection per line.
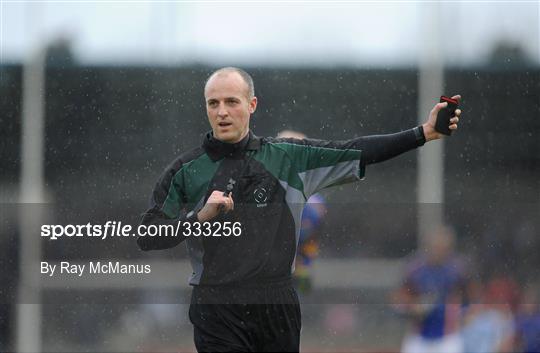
205 72 257 143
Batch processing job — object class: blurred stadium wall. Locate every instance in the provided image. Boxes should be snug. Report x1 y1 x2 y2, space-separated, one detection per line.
1 64 539 352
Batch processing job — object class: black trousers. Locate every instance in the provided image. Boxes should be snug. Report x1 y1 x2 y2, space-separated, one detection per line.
189 282 301 352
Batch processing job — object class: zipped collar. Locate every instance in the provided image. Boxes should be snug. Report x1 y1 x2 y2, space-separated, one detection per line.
203 130 262 161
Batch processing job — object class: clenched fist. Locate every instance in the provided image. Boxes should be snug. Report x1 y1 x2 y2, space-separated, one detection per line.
197 190 234 222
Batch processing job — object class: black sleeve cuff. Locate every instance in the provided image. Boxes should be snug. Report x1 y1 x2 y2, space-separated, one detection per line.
413 125 426 146
353 127 426 166
186 210 200 223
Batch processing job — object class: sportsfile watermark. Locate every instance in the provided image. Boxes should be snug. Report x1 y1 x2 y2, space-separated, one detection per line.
41 221 243 240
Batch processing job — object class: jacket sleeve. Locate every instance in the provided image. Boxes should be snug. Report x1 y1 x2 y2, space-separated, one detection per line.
137 158 198 251
276 127 424 197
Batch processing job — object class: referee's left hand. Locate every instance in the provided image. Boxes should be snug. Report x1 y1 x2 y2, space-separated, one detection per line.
197 190 234 222
422 94 462 141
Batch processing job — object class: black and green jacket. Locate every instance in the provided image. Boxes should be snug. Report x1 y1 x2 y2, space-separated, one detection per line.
138 128 425 286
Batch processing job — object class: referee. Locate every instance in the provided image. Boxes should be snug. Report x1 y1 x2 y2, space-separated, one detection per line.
137 67 462 352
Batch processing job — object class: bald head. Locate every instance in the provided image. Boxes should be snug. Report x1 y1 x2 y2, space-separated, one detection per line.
203 67 258 143
205 67 255 100
277 130 307 139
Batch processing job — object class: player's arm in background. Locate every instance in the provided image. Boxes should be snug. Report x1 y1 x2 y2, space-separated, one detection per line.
389 277 436 321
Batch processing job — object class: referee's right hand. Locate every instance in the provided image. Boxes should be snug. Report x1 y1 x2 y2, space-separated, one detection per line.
422 94 462 141
197 190 234 222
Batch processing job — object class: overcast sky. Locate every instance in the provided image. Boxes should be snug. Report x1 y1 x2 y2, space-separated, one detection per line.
1 1 539 67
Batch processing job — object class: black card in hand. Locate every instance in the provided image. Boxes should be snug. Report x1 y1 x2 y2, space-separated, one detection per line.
435 96 459 136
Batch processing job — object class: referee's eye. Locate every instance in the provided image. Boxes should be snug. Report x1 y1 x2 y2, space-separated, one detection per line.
225 98 240 106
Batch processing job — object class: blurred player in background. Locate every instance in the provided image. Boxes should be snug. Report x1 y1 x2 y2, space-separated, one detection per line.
461 276 516 353
392 225 467 353
296 193 326 294
514 284 540 353
277 130 327 295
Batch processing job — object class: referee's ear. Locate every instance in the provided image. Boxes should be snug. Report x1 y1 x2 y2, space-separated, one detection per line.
248 96 258 114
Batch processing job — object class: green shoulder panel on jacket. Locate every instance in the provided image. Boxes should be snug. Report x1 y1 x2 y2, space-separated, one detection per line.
263 139 364 197
253 143 306 197
270 141 361 173
162 153 220 218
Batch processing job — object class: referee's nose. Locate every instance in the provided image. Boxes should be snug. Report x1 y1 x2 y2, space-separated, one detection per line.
217 103 229 118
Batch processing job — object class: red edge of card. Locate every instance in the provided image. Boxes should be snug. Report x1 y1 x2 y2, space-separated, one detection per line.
440 96 459 105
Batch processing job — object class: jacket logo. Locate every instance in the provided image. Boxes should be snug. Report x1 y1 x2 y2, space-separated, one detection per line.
253 187 268 207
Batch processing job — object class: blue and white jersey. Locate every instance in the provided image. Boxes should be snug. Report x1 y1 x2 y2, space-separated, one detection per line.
404 256 465 339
